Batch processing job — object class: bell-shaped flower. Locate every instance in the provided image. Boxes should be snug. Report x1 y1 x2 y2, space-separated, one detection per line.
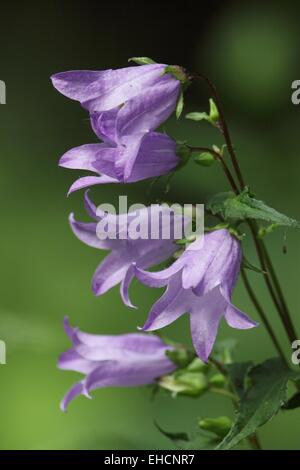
70 192 188 303
58 317 176 411
59 131 179 194
50 63 181 124
129 229 258 362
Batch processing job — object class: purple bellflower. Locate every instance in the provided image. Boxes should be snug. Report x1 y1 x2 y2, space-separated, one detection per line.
52 63 183 192
50 63 181 118
58 317 176 411
59 130 179 194
127 229 257 362
70 192 188 303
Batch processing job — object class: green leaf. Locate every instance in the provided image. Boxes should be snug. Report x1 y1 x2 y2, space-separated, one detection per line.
207 189 300 228
226 361 254 398
186 98 219 127
155 422 221 450
186 111 210 122
209 98 219 122
176 91 184 119
218 358 299 450
154 422 189 448
128 56 156 65
193 152 215 167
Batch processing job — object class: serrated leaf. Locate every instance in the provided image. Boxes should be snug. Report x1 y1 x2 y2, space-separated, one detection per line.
218 358 299 450
128 56 156 65
176 91 184 119
207 189 300 228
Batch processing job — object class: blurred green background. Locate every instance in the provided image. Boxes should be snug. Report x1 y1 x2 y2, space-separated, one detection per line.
0 0 300 450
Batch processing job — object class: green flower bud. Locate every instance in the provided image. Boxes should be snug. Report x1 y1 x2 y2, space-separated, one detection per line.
193 152 215 167
208 373 226 387
209 98 219 123
159 371 208 397
198 416 232 438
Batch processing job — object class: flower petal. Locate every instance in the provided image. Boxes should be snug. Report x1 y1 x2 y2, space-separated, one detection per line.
128 132 179 182
189 286 227 362
90 108 119 143
135 257 184 288
69 213 113 249
59 144 106 171
92 250 132 296
116 81 180 138
140 273 188 331
68 175 118 194
225 303 258 329
60 382 84 412
120 240 177 308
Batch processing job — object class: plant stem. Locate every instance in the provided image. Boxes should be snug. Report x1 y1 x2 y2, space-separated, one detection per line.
194 72 299 347
241 268 287 364
248 221 297 344
193 74 245 190
209 357 262 449
248 434 262 451
188 145 239 194
260 238 296 339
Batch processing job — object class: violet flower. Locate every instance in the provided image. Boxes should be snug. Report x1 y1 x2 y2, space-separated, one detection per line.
50 63 181 121
128 229 257 362
70 192 187 303
58 317 176 411
60 131 179 194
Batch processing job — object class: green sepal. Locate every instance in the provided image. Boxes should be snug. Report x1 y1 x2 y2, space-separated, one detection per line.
128 56 156 65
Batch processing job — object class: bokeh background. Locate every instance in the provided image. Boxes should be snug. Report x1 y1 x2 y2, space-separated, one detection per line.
0 0 300 450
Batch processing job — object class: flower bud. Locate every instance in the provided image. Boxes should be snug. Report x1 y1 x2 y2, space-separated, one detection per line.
159 371 208 397
198 416 232 438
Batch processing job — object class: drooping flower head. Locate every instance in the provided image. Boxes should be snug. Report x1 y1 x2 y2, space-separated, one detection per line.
70 191 189 304
127 229 257 362
50 62 182 118
58 317 176 411
59 131 179 194
51 62 185 191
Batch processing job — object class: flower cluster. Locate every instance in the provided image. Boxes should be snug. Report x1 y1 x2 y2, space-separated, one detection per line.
51 63 182 193
52 60 257 408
